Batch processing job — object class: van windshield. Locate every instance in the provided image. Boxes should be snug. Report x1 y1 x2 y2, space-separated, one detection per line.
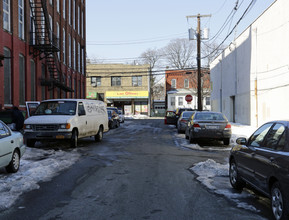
34 101 77 115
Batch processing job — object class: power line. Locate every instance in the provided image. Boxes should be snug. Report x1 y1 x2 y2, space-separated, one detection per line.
201 0 257 60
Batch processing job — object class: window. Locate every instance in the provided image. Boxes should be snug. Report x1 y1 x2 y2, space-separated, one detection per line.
3 0 10 31
41 64 46 100
73 38 76 69
73 0 75 29
78 43 80 72
18 0 24 39
171 79 176 88
56 0 59 12
81 10 84 38
68 34 71 67
132 76 142 86
63 0 65 18
63 28 66 64
178 97 183 106
171 97 175 107
78 6 80 34
4 47 11 104
248 123 273 148
263 123 286 150
184 79 189 88
68 0 71 25
56 22 60 57
91 76 101 87
19 54 25 105
205 97 210 105
78 102 85 115
49 0 52 5
111 76 121 86
30 60 36 101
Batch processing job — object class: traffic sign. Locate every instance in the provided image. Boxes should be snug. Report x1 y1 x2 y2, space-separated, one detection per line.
185 94 192 102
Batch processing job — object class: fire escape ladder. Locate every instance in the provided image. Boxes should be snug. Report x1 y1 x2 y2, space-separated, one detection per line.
29 0 73 92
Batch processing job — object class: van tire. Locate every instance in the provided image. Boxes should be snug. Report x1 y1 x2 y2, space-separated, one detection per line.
6 150 20 173
95 126 103 142
71 129 78 148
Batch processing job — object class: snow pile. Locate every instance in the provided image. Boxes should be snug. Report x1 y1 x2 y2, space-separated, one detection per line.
191 159 260 213
0 147 80 211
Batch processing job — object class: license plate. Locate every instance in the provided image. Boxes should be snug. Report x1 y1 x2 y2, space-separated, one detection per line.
56 135 65 139
206 125 219 129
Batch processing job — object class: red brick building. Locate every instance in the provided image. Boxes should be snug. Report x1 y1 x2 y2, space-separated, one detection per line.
0 0 86 111
165 68 211 110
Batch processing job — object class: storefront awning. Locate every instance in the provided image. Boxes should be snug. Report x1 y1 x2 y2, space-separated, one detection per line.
106 91 148 99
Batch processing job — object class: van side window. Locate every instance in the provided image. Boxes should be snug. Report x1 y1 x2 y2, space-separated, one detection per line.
78 102 86 115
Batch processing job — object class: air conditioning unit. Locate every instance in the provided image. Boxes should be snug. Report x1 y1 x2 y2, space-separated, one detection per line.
91 83 97 87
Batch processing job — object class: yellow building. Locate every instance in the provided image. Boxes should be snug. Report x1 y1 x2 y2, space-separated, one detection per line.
86 63 150 115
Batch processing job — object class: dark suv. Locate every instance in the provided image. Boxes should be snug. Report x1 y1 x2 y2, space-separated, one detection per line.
229 120 289 220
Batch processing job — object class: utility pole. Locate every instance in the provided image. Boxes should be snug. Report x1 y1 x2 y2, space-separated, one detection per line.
186 14 211 111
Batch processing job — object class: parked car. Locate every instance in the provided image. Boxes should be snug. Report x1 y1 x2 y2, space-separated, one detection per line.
185 111 231 145
107 109 120 129
229 120 289 220
0 120 26 173
175 107 194 127
177 111 195 133
24 99 109 148
118 109 125 123
164 110 176 125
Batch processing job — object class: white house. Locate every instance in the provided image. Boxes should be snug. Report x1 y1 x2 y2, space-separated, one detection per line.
210 0 289 127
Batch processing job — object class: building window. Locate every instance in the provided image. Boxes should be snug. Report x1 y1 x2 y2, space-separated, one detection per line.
178 97 183 106
81 10 84 38
132 76 142 86
18 0 24 39
171 97 175 107
41 64 46 100
205 97 210 105
73 38 76 70
30 60 36 101
63 28 66 64
91 76 101 87
63 0 65 19
73 0 75 29
56 0 59 12
19 54 25 105
78 6 80 35
171 79 176 88
49 15 53 40
111 76 121 86
78 43 80 72
68 34 71 67
4 47 11 104
184 79 189 88
3 0 10 31
68 0 71 25
50 0 52 5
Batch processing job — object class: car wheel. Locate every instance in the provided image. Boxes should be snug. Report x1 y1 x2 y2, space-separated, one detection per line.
223 138 230 145
26 139 36 147
271 182 289 220
71 129 78 148
95 126 103 142
229 159 245 190
6 150 20 173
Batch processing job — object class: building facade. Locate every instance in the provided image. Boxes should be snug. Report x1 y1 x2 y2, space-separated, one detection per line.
86 63 150 115
165 69 211 111
210 0 286 126
0 0 86 111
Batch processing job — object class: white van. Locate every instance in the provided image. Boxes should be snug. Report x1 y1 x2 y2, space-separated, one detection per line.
24 99 109 148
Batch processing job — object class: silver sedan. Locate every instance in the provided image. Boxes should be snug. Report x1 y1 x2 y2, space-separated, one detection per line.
0 120 26 173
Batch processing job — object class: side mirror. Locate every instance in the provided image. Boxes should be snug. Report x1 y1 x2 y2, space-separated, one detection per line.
236 137 247 145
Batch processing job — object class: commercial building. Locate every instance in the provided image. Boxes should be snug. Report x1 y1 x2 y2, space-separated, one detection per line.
0 0 86 111
86 63 150 115
165 69 211 111
210 0 286 126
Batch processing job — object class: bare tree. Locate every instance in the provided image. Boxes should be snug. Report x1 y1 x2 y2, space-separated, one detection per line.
201 42 225 67
162 38 196 69
139 48 162 69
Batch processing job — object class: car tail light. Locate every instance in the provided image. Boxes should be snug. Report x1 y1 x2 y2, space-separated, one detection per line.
225 124 231 129
193 123 200 128
180 119 187 123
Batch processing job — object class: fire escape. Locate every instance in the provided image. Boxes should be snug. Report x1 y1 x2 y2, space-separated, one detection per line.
29 0 73 93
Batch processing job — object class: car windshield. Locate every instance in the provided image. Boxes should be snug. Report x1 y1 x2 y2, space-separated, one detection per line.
182 111 194 118
107 110 112 117
195 112 225 121
34 101 77 115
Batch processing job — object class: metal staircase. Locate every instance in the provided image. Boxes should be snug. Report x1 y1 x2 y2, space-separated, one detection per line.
29 0 73 92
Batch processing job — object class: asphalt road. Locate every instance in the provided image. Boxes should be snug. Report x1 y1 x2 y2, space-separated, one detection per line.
0 119 270 220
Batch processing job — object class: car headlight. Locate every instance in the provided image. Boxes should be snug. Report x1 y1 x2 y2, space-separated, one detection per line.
60 123 70 129
25 124 32 129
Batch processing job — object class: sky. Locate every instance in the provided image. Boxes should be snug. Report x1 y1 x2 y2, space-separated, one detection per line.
86 0 276 64
0 119 259 213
